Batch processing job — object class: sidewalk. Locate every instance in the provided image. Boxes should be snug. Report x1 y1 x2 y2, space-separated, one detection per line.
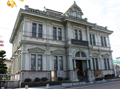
6 78 120 89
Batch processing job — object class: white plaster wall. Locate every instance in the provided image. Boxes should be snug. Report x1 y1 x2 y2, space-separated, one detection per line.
82 28 87 41
25 54 30 70
43 55 47 70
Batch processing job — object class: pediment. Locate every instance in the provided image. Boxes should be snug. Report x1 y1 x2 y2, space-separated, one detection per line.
51 49 65 55
28 47 45 53
92 53 99 57
102 54 110 58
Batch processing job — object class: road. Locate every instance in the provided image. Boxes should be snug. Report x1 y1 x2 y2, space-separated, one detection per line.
66 81 120 89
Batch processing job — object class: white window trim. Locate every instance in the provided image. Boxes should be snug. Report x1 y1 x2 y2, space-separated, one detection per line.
52 23 63 41
31 21 44 38
30 53 43 71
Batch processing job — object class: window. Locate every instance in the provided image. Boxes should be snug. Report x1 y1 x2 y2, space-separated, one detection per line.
31 54 36 70
74 30 78 40
81 52 86 57
75 51 86 57
104 59 107 69
101 36 107 47
53 27 57 40
104 37 107 47
54 56 57 70
31 54 42 71
75 52 80 57
104 58 110 70
59 56 63 70
32 23 37 37
54 56 63 71
95 58 99 70
92 58 99 70
107 59 110 69
79 30 82 40
32 23 43 38
38 24 42 38
58 28 62 40
89 34 96 45
92 58 95 70
38 55 42 70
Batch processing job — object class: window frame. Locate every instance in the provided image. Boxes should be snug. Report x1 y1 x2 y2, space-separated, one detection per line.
31 21 43 38
30 53 43 71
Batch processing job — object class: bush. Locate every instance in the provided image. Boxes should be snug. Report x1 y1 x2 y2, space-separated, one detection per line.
34 77 41 82
65 77 69 80
104 75 108 78
58 77 63 81
41 77 48 81
24 78 32 82
96 78 104 81
112 74 115 77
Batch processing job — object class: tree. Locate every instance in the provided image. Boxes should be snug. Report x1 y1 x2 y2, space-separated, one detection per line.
0 50 7 74
7 0 24 8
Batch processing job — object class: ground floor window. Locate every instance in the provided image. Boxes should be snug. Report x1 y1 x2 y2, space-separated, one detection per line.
31 54 42 71
92 58 99 70
54 56 63 71
104 58 110 70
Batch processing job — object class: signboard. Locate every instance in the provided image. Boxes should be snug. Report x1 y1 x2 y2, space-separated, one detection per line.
58 71 63 77
71 39 88 46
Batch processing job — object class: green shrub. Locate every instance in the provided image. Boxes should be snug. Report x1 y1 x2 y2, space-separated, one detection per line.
24 78 32 82
41 77 48 81
108 74 112 77
96 78 104 81
112 74 115 77
34 77 41 82
104 75 108 78
65 77 69 80
58 77 63 81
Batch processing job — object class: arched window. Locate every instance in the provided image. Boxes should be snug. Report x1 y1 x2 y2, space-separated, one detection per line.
81 52 86 57
75 52 80 57
75 51 86 57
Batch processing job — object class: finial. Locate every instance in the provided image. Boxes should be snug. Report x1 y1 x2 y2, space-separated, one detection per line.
74 0 76 4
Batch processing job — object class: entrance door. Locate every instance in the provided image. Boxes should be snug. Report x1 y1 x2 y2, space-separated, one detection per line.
76 60 83 76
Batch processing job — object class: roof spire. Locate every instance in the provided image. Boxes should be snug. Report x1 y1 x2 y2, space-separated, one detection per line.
74 0 76 5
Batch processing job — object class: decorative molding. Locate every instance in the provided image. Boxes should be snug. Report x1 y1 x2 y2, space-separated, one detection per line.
51 49 65 55
102 54 110 58
28 47 45 53
92 53 99 57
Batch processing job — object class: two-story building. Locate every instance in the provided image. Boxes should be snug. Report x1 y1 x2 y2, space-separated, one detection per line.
9 1 114 82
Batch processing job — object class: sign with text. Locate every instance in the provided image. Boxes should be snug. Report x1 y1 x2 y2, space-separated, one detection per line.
71 39 88 46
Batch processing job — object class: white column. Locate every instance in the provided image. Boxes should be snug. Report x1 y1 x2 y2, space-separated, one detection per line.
87 58 89 69
57 56 60 71
74 59 76 69
90 57 93 70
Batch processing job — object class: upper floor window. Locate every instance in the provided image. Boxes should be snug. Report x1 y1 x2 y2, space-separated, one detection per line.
53 27 57 40
74 30 82 40
74 30 78 40
101 36 107 47
89 34 96 45
53 27 62 41
79 31 82 40
32 23 43 38
38 24 42 38
58 28 62 40
32 23 37 37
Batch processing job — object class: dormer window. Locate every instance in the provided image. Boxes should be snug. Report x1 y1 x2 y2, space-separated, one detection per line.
73 12 76 17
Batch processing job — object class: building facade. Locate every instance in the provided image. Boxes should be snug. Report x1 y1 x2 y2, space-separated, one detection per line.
10 2 114 82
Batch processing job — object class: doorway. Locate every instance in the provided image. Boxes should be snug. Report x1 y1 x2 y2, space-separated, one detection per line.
76 60 83 76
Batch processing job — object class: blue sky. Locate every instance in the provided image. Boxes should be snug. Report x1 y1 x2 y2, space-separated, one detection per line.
0 0 120 60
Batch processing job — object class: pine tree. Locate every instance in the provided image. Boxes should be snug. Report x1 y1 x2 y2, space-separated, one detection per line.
0 50 7 74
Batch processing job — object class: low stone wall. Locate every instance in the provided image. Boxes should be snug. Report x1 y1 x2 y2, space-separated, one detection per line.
62 82 87 87
1 81 19 88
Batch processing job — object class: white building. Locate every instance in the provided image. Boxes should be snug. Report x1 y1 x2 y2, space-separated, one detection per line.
10 2 114 82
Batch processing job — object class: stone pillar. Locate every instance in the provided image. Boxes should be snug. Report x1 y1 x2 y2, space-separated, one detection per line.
87 58 89 69
66 22 71 44
46 46 50 70
74 59 76 69
21 44 25 70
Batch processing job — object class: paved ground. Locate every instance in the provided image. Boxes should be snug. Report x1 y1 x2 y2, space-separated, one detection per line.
6 80 120 89
67 80 120 89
